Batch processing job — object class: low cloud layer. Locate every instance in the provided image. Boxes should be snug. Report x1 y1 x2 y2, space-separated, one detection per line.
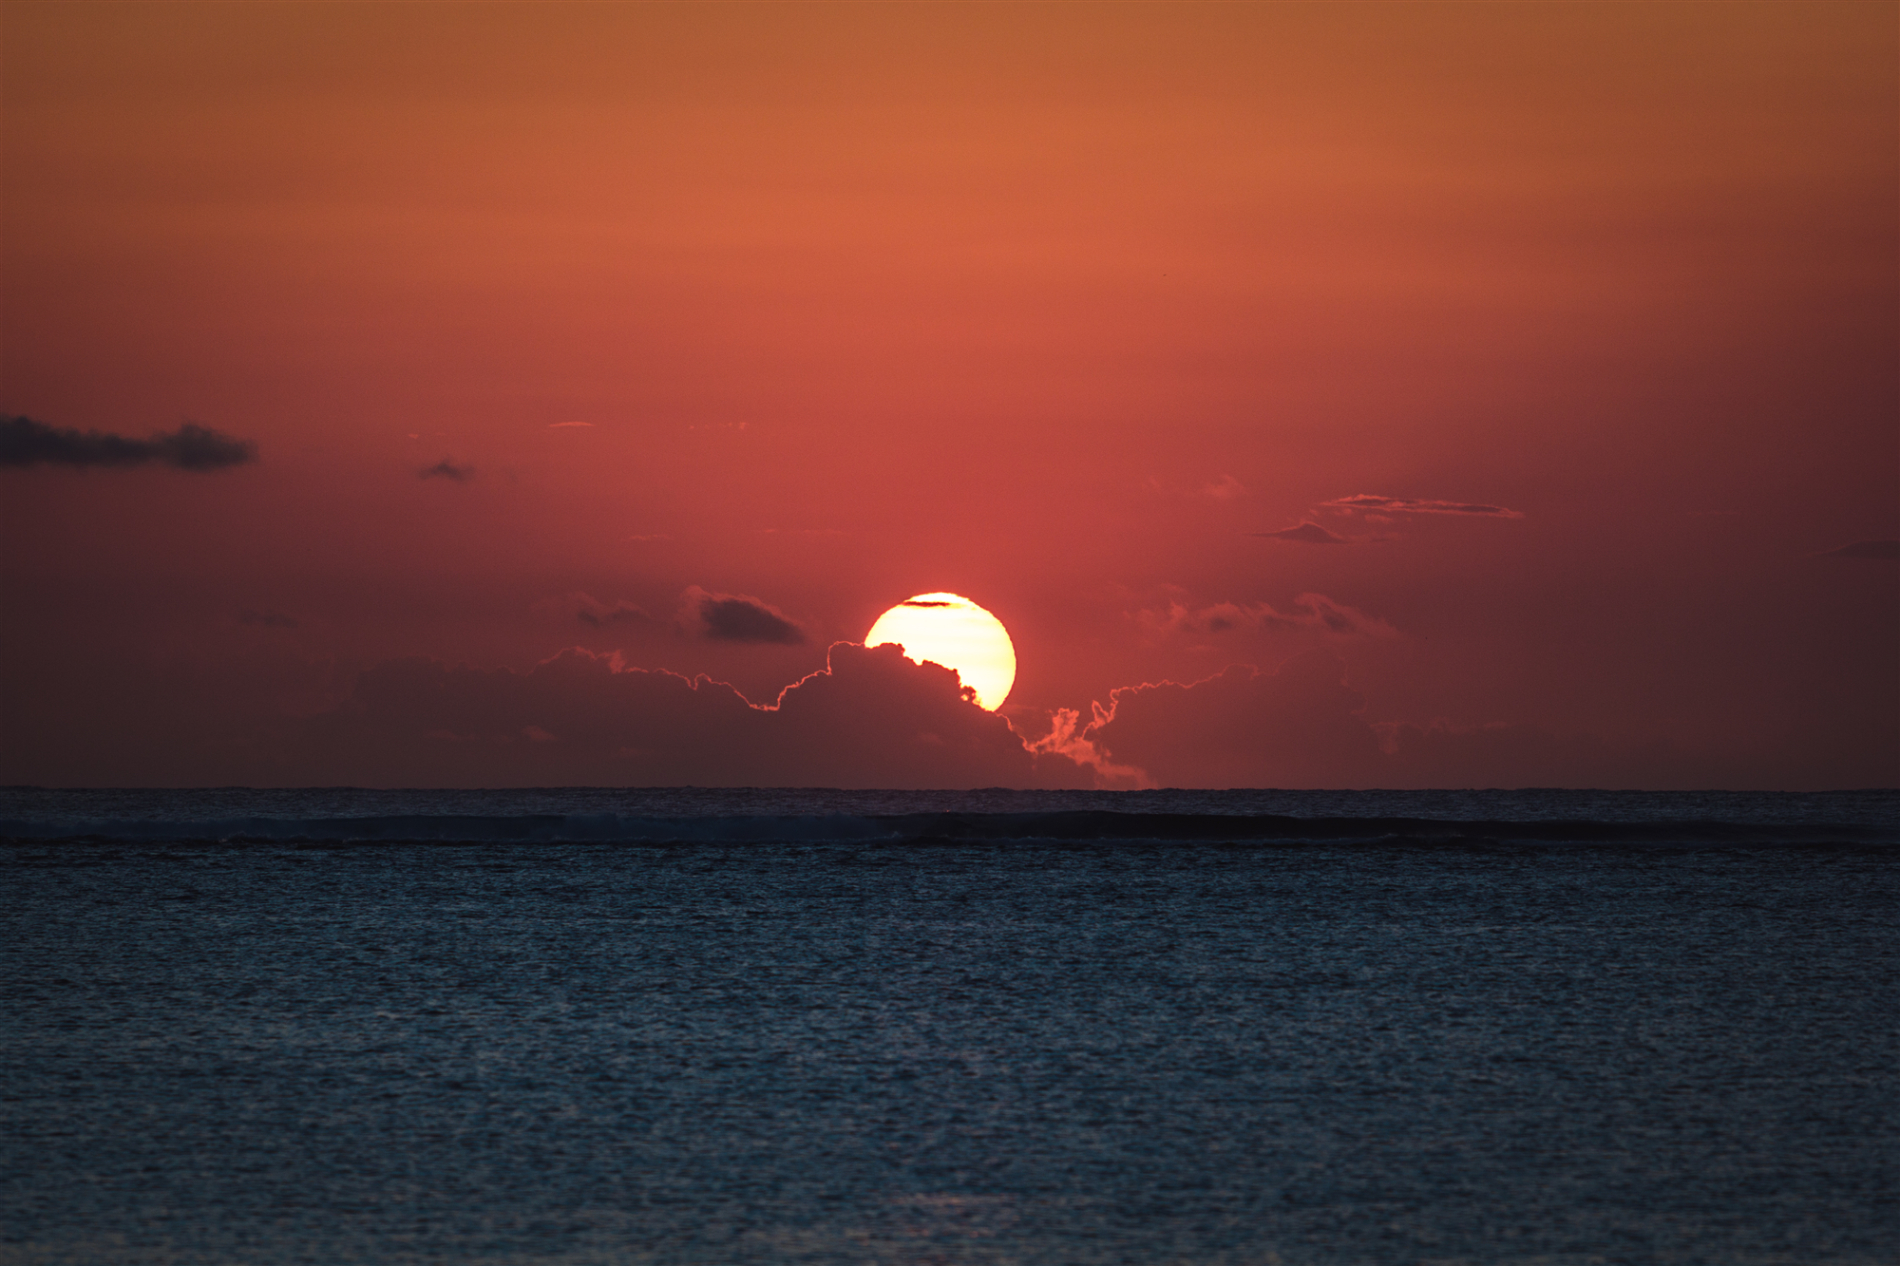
1323 494 1523 519
0 630 1761 789
1 415 256 471
295 641 1086 788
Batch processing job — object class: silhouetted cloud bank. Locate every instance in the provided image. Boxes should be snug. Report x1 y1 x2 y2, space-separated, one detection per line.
0 415 256 470
0 635 1752 788
302 641 1085 788
419 459 474 481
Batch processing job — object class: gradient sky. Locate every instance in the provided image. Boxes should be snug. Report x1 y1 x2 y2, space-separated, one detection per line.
3 2 1894 789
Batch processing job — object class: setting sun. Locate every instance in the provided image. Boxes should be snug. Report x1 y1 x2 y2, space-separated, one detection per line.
866 594 1017 711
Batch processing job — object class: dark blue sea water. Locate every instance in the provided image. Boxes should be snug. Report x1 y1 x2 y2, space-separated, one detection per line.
4 789 1897 1265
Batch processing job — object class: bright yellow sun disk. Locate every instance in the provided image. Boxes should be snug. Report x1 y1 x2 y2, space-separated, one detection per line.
865 593 1017 711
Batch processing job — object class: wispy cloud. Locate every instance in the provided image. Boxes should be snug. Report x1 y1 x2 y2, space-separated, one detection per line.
549 421 594 429
1139 593 1397 641
575 597 653 628
1 415 256 471
1322 494 1523 519
1822 539 1900 561
419 459 474 481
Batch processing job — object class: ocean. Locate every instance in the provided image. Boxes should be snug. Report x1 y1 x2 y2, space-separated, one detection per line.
4 788 1896 1265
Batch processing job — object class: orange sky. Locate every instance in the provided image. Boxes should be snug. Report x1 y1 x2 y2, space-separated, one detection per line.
3 2 1894 788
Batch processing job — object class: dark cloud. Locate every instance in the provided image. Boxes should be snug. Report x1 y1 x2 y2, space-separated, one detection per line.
1322 494 1522 519
1822 539 1900 561
291 641 1090 788
237 609 299 629
419 459 474 481
1255 521 1351 545
0 415 256 471
687 587 804 644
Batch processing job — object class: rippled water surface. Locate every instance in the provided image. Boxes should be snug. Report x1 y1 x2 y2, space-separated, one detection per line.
4 805 1897 1264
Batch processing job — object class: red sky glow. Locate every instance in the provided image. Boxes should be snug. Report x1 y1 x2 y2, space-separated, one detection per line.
2 2 1894 789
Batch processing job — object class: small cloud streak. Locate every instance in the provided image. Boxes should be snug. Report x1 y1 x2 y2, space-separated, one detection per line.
1 415 257 471
685 586 805 644
549 421 594 429
575 596 653 628
237 609 299 629
1323 494 1523 519
1256 521 1351 545
1822 539 1900 561
1139 593 1398 641
419 459 474 481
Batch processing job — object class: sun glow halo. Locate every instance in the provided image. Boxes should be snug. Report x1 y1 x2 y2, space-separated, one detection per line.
865 593 1017 711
